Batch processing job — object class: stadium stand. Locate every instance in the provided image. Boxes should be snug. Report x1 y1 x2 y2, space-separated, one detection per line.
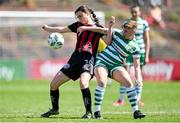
0 0 179 60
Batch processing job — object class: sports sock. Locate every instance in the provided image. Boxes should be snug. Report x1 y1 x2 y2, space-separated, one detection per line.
50 89 59 110
119 85 126 101
126 87 138 112
81 88 92 113
136 86 143 101
94 86 105 112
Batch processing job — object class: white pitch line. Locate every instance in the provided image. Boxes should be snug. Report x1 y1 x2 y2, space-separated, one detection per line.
103 111 180 114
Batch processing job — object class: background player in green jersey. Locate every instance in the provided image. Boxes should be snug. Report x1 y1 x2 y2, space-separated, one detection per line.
113 5 150 107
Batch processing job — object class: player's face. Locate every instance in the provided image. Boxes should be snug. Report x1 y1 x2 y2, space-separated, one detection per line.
123 25 135 39
75 11 89 24
131 7 141 19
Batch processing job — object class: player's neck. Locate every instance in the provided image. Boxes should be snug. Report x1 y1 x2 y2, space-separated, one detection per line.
124 35 134 41
87 20 94 25
131 17 139 21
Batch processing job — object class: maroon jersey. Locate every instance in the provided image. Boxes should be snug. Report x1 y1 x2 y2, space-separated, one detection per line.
68 22 104 57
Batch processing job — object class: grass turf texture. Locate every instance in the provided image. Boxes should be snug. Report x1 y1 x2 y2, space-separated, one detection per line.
0 80 180 122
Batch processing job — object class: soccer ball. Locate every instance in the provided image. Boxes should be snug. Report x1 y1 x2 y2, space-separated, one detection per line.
48 32 64 49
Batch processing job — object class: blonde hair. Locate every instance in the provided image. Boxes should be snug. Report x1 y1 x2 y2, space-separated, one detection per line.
123 20 137 29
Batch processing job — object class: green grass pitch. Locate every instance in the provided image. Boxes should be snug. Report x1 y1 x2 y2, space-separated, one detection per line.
0 80 180 122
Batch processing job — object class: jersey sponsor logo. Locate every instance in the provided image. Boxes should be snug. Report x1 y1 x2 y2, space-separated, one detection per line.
125 42 138 53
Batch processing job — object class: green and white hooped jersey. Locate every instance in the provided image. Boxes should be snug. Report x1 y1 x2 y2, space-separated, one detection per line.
126 18 149 65
134 17 149 54
95 29 140 75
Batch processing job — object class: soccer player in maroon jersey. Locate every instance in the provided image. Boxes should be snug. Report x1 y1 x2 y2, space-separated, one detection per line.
41 5 108 118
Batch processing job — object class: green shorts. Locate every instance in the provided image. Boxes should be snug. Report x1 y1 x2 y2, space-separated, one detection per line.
94 59 124 78
126 53 145 66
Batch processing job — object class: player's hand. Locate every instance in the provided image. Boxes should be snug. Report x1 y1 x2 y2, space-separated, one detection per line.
145 57 149 64
108 16 115 27
77 26 86 36
77 26 85 33
42 24 48 30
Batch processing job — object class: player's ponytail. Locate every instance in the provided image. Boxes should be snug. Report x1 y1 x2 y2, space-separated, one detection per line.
88 8 100 26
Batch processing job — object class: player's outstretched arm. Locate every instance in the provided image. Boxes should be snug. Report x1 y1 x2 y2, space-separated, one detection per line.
42 24 71 33
77 26 108 34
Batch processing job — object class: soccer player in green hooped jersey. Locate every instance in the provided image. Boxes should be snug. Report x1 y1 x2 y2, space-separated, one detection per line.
113 5 150 107
78 16 146 119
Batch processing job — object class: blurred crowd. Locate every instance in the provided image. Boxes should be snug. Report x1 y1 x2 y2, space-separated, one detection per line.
0 0 179 60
